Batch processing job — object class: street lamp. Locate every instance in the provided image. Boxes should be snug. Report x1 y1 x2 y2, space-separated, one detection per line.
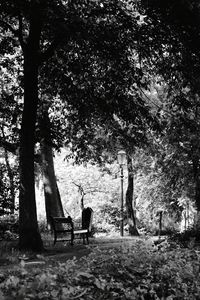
117 150 126 236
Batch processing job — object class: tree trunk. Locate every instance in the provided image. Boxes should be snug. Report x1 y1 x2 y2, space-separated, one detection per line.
125 155 139 236
41 140 65 227
80 193 85 211
194 175 200 229
19 5 43 251
192 159 200 229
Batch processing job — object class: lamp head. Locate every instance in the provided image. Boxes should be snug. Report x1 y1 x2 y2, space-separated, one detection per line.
117 150 126 166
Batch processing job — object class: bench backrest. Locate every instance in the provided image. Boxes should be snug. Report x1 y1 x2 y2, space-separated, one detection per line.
82 207 93 231
50 216 74 232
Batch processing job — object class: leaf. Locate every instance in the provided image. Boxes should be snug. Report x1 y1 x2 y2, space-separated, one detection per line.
5 275 20 288
0 290 5 300
51 290 59 298
76 272 94 279
94 278 107 290
20 260 26 268
61 286 77 299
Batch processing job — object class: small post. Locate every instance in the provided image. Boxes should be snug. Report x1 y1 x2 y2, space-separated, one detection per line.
159 210 163 238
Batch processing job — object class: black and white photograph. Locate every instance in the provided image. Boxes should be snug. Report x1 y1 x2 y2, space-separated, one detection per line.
0 0 200 299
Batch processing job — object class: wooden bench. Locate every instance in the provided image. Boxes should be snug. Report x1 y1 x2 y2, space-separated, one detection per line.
50 216 74 245
50 207 93 246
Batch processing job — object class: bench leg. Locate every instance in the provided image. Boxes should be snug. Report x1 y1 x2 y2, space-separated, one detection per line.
82 233 89 244
86 232 89 244
82 233 86 244
71 231 74 246
54 232 57 245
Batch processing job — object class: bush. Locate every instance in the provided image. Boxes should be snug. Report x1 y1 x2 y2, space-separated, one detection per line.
137 212 180 236
95 203 120 234
168 226 200 248
0 214 18 240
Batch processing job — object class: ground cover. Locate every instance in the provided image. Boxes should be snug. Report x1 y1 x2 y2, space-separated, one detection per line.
0 237 200 299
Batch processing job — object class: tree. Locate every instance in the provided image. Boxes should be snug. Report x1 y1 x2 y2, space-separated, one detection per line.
0 0 72 250
1 0 154 250
126 155 139 235
3 0 191 249
39 108 65 227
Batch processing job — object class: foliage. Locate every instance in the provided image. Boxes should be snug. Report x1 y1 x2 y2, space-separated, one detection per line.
168 227 200 248
95 201 120 234
55 150 119 218
0 239 200 299
0 162 19 214
53 149 185 235
0 214 18 240
137 1 200 213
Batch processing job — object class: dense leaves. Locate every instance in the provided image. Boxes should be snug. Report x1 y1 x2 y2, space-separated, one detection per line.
1 239 200 299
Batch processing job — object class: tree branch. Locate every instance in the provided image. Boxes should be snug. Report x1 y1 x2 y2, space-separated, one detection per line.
17 13 26 51
0 19 18 36
72 181 85 195
0 138 18 154
85 188 108 194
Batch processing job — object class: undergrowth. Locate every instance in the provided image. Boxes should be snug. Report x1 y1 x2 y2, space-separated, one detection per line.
0 239 200 299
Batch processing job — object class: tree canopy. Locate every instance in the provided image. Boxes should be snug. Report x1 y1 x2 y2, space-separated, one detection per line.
1 0 200 250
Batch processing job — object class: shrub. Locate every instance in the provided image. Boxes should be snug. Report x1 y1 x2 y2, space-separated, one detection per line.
95 204 120 234
0 214 18 240
168 226 200 248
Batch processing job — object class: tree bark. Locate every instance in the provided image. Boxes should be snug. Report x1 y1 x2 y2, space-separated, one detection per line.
125 155 139 236
41 139 65 227
18 4 43 251
193 160 200 229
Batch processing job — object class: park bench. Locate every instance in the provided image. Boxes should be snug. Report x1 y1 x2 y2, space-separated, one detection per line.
50 207 93 246
50 216 74 245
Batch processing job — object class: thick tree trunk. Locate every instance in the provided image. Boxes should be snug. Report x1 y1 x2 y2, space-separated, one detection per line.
41 140 65 227
19 6 43 251
125 156 139 236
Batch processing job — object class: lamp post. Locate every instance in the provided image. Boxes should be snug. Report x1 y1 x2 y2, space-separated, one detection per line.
117 150 126 237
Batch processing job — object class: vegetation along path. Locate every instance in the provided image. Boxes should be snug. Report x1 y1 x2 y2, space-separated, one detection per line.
0 236 200 299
